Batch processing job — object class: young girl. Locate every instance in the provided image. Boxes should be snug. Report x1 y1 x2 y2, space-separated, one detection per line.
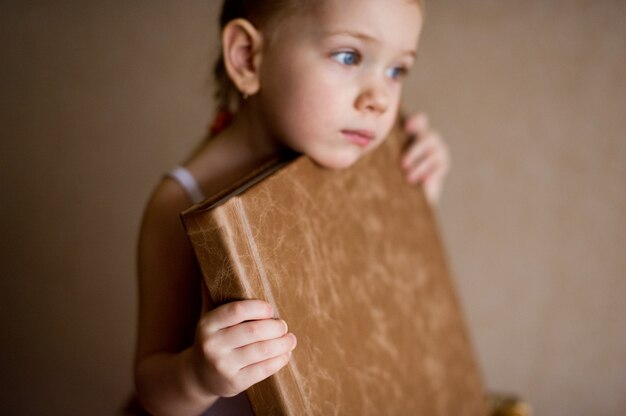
134 0 450 414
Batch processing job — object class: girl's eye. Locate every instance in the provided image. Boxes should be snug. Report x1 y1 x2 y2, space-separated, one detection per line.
332 51 361 66
386 66 408 80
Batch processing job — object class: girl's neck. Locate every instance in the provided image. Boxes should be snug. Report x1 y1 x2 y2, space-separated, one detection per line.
185 102 293 196
228 103 288 161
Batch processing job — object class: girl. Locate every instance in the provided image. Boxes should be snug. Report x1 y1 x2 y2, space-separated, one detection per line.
134 0 450 414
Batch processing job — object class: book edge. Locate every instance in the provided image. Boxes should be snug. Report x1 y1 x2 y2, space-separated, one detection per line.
182 199 304 415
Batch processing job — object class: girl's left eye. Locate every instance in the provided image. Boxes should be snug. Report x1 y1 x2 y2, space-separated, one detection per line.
386 66 408 80
332 51 361 66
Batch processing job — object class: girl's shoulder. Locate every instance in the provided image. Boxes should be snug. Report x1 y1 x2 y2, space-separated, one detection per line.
145 175 192 220
139 174 196 251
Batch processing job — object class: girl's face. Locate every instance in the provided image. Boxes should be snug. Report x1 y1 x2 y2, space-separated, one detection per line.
256 0 423 169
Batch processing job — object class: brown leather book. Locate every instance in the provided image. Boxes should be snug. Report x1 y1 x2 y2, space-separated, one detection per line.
181 125 488 415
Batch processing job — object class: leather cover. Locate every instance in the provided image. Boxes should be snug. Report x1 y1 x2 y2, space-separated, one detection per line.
181 125 487 415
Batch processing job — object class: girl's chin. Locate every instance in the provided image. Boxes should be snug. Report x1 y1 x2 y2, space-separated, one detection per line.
309 152 361 171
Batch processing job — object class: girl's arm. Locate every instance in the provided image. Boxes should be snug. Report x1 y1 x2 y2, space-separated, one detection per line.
400 112 451 206
134 179 296 416
134 179 218 415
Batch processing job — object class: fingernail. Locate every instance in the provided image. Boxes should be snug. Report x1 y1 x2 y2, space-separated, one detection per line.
281 320 288 334
290 334 297 350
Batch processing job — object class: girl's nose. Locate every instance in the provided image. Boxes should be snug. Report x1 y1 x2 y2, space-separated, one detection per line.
355 79 390 115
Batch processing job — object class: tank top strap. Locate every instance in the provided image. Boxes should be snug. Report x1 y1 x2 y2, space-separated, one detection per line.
165 166 206 205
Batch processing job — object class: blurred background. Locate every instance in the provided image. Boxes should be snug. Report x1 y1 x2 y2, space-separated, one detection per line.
1 1 624 414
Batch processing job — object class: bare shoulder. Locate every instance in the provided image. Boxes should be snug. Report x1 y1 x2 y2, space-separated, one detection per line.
138 175 199 289
142 178 190 234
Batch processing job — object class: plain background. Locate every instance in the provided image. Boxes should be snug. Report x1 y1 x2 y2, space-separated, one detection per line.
1 1 624 415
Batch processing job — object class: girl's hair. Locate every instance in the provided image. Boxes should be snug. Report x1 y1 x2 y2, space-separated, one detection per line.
213 0 423 115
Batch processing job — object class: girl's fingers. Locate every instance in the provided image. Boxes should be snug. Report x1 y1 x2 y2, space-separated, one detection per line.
401 130 442 168
200 300 275 334
219 318 289 349
402 112 450 206
403 132 443 171
406 141 450 181
407 155 440 184
404 134 450 172
233 333 297 369
402 139 431 169
404 112 429 134
236 352 292 390
414 152 450 205
424 174 444 206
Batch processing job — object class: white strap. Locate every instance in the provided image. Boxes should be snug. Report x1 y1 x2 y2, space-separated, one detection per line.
167 166 206 205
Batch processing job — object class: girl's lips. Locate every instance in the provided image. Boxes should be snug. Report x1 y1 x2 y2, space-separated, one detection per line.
341 129 375 147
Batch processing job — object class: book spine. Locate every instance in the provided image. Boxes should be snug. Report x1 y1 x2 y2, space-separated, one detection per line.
182 200 296 415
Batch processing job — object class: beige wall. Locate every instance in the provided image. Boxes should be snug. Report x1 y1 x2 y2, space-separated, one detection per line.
0 1 624 415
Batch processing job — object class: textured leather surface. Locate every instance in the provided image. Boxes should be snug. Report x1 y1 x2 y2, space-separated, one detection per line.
182 126 488 415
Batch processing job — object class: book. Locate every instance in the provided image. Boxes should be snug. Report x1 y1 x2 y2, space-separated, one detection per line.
181 125 487 415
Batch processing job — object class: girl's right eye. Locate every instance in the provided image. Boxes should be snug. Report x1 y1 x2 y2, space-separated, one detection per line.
331 51 361 66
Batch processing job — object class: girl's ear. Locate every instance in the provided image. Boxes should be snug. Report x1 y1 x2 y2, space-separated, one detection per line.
222 18 263 98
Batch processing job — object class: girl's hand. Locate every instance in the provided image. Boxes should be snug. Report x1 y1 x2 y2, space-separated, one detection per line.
400 113 451 206
189 296 297 398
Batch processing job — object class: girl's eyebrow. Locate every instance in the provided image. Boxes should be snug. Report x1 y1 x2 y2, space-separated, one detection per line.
323 30 417 58
323 29 378 43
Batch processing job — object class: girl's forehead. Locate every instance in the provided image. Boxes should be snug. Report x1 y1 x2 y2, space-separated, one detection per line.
312 0 420 29
287 0 422 49
314 0 421 18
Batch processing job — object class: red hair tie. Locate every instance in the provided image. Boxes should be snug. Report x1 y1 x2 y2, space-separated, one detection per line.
210 110 233 136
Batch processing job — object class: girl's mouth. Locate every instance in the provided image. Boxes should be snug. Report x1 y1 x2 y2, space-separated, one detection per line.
341 129 375 147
